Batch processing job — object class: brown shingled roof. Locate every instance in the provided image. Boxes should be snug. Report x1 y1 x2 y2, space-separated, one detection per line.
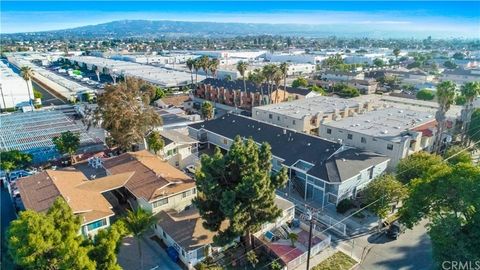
102 150 195 202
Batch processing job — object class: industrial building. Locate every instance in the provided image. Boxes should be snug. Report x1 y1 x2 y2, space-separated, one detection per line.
0 60 32 109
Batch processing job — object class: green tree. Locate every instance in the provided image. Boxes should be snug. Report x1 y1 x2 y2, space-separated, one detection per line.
416 89 435 101
52 131 80 164
309 85 325 95
393 48 401 61
396 151 445 184
363 175 407 219
0 150 32 172
433 81 456 153
199 56 210 78
194 137 288 249
443 145 472 165
147 131 164 155
186 58 195 85
124 208 157 270
89 220 129 270
201 101 214 120
332 84 360 98
279 62 289 101
246 250 259 268
209 58 220 79
443 60 457 69
452 52 466 60
7 198 96 270
33 89 42 99
455 95 467 105
96 78 162 150
288 232 298 247
373 58 384 67
467 108 480 143
291 77 308 88
460 81 480 143
399 163 480 266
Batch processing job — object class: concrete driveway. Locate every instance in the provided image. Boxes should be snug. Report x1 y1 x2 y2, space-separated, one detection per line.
118 235 182 270
333 220 433 270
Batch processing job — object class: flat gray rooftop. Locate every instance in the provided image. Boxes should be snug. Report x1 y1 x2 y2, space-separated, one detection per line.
254 96 362 119
323 107 435 138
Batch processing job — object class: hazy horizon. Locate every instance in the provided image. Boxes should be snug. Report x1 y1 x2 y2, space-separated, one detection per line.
2 1 479 38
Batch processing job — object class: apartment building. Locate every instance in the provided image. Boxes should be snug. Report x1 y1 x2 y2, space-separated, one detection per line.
158 129 199 169
319 107 437 168
252 96 372 135
195 78 315 110
188 114 389 206
442 69 480 85
16 169 131 237
321 70 365 82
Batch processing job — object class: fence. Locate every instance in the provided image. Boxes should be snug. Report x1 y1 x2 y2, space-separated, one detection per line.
285 226 332 270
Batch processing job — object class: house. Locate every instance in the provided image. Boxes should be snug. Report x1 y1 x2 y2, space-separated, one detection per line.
347 79 379 94
101 150 197 214
442 69 480 85
321 70 365 82
154 94 191 109
158 129 199 169
154 196 295 268
16 169 131 237
252 96 372 135
195 78 317 111
319 107 438 168
188 114 390 206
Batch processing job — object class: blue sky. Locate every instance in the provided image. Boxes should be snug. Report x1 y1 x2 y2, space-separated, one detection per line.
1 1 479 38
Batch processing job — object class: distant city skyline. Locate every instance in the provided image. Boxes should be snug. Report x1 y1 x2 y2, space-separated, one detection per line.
2 1 479 38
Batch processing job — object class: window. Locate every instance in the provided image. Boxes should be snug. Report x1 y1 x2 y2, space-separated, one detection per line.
152 198 168 208
86 219 106 231
277 116 280 121
293 120 296 125
182 189 193 198
361 137 366 143
347 134 353 140
223 138 228 145
163 231 167 238
269 114 273 119
387 144 394 150
327 128 332 134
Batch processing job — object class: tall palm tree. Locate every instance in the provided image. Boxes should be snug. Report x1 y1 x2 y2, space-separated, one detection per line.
248 69 266 106
273 69 283 104
193 59 200 85
433 81 456 153
460 81 480 144
262 64 277 104
236 61 249 94
279 62 289 101
199 56 210 78
20 66 34 110
186 58 195 85
124 208 157 270
209 58 220 79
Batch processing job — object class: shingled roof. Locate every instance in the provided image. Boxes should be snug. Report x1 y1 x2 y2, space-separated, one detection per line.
189 114 389 182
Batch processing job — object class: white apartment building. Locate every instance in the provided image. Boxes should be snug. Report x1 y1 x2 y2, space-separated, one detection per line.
319 107 437 168
252 96 371 134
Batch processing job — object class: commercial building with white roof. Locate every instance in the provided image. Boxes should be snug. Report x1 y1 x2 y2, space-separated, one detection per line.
252 96 371 134
0 60 31 109
64 56 204 88
319 107 438 168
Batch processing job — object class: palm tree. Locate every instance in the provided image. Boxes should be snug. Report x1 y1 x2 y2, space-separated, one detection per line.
279 62 289 101
433 81 456 153
124 208 157 270
186 58 195 85
193 59 200 85
20 66 34 110
209 58 220 79
236 61 249 94
262 64 277 104
248 69 266 106
199 56 210 78
288 232 298 247
273 69 283 103
460 81 480 144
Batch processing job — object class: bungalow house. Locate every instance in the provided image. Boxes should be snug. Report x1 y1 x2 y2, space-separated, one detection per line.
154 196 295 268
16 169 132 237
188 114 390 207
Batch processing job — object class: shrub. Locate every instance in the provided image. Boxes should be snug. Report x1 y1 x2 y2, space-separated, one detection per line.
336 199 354 214
416 89 435 101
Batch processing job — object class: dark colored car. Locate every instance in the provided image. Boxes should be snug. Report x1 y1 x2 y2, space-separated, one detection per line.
386 221 402 239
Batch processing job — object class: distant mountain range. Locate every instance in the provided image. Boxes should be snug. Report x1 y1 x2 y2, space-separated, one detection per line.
2 20 406 40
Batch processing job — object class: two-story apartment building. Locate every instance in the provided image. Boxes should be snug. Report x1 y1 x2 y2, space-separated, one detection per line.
158 129 199 169
319 107 437 168
442 69 480 85
188 114 389 207
321 70 365 82
16 169 132 237
195 78 316 111
252 96 372 135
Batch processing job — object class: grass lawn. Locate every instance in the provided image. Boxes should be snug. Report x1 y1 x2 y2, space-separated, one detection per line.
312 251 357 270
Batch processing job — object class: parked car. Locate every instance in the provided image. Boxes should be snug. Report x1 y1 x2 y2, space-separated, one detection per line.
184 165 196 175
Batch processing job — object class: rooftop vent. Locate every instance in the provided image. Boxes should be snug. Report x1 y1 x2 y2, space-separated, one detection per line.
382 130 389 134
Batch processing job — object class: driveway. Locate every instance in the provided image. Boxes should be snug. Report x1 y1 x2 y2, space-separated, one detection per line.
118 235 181 270
333 220 433 270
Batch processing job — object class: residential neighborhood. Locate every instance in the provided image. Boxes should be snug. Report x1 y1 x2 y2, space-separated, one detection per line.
1 2 479 270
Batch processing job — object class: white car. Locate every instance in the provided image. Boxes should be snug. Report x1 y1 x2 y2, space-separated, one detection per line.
184 165 196 175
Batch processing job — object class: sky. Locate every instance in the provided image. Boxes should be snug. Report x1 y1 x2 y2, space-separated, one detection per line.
1 1 479 38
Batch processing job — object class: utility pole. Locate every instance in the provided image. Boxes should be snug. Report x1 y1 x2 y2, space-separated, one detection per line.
302 205 319 270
